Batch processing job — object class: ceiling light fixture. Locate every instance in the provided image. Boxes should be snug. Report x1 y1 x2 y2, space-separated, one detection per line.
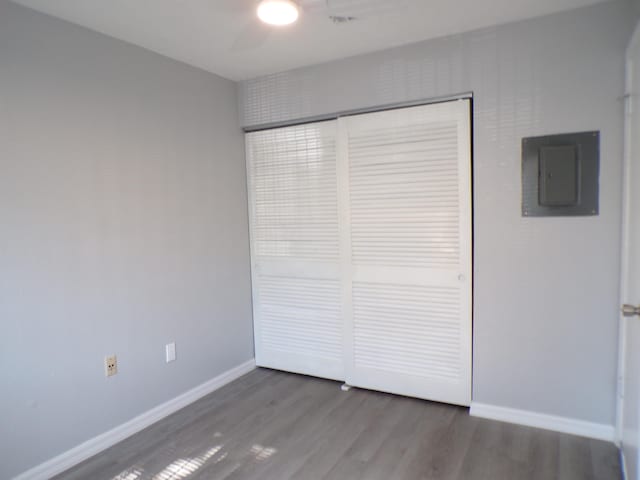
257 0 299 26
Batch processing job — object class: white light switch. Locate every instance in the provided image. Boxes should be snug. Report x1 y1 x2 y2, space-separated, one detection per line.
165 342 176 363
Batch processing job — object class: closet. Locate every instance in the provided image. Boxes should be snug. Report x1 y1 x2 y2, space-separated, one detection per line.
246 99 472 406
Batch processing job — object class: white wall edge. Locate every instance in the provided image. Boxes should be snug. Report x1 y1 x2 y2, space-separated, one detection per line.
470 402 616 443
13 359 256 480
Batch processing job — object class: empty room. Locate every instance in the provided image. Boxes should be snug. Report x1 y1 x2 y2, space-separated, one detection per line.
2 0 640 479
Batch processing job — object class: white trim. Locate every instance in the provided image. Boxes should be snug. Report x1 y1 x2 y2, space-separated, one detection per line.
621 447 629 480
13 359 256 480
470 402 615 442
617 19 640 448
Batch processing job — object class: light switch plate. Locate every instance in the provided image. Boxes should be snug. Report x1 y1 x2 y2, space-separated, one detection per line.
166 342 176 363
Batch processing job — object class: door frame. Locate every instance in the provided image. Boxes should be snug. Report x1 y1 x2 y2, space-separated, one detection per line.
616 19 640 462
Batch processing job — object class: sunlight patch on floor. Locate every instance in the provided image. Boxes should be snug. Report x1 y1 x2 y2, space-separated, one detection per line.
151 446 222 480
111 467 144 480
250 444 277 461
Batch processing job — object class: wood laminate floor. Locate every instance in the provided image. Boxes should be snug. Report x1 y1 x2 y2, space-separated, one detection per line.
55 368 620 480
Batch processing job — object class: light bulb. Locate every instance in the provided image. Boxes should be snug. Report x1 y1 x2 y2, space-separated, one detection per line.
257 0 299 26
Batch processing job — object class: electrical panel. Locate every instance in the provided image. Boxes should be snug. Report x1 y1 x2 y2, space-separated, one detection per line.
522 131 599 217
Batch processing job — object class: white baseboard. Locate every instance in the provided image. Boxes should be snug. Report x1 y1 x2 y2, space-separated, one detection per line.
470 402 615 442
14 359 256 480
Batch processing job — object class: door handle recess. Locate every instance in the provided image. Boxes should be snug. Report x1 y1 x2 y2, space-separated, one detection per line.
622 304 640 317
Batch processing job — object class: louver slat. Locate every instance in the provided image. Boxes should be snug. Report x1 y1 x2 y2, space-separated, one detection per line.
353 282 461 380
348 121 459 268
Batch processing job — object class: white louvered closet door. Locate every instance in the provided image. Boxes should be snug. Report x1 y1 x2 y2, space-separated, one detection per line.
246 121 345 381
340 100 472 405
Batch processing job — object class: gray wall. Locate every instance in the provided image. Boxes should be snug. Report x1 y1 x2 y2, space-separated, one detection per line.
239 1 634 426
0 2 253 478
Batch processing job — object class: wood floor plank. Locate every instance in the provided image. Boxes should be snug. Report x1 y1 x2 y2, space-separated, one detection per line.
590 438 623 480
523 428 560 480
349 395 434 480
241 389 369 480
205 376 347 480
137 372 304 478
285 389 392 480
559 434 598 480
54 368 622 480
391 405 478 480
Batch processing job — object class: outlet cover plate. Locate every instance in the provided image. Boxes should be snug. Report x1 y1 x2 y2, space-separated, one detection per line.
105 355 117 377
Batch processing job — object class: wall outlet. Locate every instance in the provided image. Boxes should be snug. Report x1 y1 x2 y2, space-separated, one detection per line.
105 355 117 377
166 342 176 363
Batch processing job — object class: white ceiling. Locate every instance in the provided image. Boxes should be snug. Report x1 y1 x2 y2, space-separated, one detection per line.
12 0 608 81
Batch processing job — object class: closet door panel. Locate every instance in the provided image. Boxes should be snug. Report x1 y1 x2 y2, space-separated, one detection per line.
342 100 472 405
246 121 344 380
